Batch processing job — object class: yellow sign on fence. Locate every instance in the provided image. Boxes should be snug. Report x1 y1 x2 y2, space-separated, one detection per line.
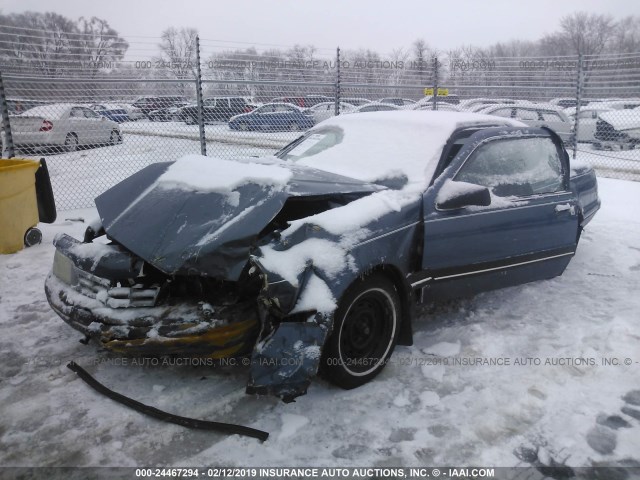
423 88 449 96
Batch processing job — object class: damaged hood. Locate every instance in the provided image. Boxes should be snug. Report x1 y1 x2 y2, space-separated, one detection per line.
96 157 384 280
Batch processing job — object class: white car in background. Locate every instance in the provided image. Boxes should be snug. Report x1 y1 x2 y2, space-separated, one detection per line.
346 102 401 114
476 103 573 143
10 103 122 152
307 102 356 123
564 106 614 142
413 103 461 112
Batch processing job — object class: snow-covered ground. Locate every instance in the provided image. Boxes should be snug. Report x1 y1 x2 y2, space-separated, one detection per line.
1 175 639 469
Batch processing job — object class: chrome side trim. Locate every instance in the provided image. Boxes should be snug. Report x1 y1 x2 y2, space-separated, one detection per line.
425 200 570 222
433 251 575 281
410 277 433 288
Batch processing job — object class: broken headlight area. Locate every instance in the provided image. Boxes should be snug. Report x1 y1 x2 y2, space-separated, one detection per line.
246 258 333 402
46 234 261 358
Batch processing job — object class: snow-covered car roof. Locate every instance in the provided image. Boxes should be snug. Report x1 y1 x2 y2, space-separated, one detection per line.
291 111 526 190
599 110 640 131
92 103 128 110
19 103 78 119
564 105 614 117
477 102 567 114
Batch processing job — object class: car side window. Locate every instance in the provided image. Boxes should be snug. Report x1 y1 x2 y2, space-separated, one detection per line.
83 108 99 118
490 108 513 118
515 108 538 121
540 111 562 121
70 108 84 118
455 137 564 197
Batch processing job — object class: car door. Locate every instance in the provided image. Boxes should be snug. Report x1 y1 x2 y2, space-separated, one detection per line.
539 110 571 140
67 107 89 144
419 128 580 300
83 107 109 142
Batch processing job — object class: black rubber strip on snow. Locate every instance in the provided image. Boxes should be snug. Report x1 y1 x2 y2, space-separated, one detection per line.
67 361 269 441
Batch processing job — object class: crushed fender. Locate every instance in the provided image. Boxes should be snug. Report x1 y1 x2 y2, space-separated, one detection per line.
66 361 269 442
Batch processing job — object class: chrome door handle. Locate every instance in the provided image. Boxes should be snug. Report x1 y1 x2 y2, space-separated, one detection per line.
555 204 576 215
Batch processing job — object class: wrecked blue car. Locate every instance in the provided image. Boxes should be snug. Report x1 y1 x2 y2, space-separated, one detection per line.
45 111 600 402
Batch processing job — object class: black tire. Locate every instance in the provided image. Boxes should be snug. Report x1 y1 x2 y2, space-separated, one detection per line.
321 274 400 389
64 133 78 152
109 130 121 145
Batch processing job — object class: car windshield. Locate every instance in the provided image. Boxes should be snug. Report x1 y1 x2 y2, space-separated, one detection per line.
277 127 343 162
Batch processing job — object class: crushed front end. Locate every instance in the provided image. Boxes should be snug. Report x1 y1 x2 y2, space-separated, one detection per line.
45 233 261 357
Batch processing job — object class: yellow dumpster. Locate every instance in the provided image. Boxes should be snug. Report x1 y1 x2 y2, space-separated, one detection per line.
0 159 42 254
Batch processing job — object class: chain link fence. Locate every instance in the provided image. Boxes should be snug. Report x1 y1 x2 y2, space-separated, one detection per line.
1 26 640 210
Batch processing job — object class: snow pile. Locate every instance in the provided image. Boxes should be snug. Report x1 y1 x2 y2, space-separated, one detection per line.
157 154 292 200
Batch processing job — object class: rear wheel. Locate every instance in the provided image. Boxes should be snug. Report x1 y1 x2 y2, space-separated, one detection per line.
321 274 400 389
64 133 78 152
289 122 300 131
109 130 121 145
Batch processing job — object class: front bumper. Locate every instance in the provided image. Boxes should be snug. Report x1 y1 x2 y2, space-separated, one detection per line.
45 237 260 358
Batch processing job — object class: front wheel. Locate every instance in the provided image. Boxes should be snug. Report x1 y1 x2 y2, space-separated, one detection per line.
321 274 400 389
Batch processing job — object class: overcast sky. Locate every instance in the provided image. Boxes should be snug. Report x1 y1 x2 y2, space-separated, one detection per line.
2 0 638 55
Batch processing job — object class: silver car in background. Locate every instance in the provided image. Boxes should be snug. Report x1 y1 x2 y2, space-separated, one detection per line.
10 103 122 152
477 103 573 143
307 102 356 124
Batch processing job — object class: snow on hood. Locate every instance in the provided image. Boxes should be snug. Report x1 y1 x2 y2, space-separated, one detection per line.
295 111 525 188
157 155 293 206
599 110 640 131
95 157 382 280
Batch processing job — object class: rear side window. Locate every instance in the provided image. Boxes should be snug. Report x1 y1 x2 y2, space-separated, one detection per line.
540 111 563 122
455 137 564 197
515 108 538 121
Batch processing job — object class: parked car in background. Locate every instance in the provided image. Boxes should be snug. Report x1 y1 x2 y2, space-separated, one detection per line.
585 99 640 111
341 97 372 106
307 102 356 123
180 97 250 124
7 99 49 115
594 109 640 150
148 103 188 122
414 95 461 109
413 103 461 112
45 111 600 401
564 106 613 143
131 96 186 118
10 103 122 153
91 104 130 123
476 103 573 143
379 98 416 107
459 98 532 111
549 98 590 109
347 102 401 113
228 102 315 131
271 95 332 108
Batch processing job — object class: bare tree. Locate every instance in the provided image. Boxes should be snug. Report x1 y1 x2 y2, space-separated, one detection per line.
158 27 198 83
610 16 640 53
74 17 128 77
541 12 615 56
0 12 79 76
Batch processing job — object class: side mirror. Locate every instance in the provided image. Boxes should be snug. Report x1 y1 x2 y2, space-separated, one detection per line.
436 180 491 210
